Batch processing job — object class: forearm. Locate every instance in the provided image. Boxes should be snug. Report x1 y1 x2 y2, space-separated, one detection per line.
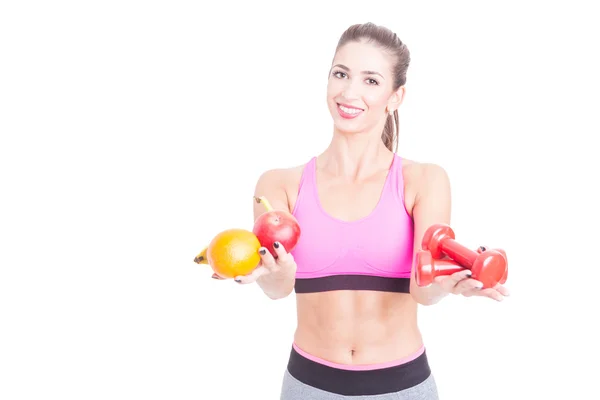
256 266 296 300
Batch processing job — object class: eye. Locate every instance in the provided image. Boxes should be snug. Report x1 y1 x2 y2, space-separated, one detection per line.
366 78 379 85
333 70 347 79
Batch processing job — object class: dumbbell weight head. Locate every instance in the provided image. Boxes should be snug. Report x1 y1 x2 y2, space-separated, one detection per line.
471 250 507 288
496 249 508 284
421 223 455 259
415 249 466 287
477 246 508 285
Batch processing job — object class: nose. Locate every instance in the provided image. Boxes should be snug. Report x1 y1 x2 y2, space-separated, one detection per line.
341 77 361 100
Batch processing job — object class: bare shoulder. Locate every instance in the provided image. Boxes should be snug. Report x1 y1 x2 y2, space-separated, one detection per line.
255 163 305 195
400 157 451 214
254 163 307 214
402 158 449 185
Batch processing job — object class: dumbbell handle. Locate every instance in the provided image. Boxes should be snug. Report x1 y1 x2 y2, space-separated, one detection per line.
440 240 509 285
438 239 507 287
438 239 478 268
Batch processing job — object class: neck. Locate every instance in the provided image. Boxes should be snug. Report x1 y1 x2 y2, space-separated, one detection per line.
320 128 393 180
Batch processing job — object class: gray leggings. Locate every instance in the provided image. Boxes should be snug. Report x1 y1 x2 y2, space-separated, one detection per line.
280 369 439 399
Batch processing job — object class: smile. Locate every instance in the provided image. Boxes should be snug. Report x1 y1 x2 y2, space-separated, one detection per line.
337 103 363 119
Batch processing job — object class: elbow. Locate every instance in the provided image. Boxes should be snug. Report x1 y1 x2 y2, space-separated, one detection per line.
411 291 431 305
410 286 445 306
265 285 294 300
267 290 292 300
412 295 440 306
257 273 296 300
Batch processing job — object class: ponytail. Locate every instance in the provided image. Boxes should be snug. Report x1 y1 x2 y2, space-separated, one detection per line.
381 110 399 152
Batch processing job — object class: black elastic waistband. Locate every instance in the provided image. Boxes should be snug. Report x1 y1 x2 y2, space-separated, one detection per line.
286 346 431 396
294 275 411 293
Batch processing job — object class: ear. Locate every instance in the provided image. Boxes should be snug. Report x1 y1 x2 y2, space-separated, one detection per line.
387 86 406 113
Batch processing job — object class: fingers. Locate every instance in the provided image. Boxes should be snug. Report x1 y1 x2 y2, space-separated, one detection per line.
258 246 278 272
494 283 510 297
271 241 295 266
431 248 510 302
433 269 472 292
259 241 294 270
451 277 484 295
462 282 509 301
234 265 269 284
231 242 290 285
433 269 503 297
212 242 295 286
463 287 505 301
482 288 505 301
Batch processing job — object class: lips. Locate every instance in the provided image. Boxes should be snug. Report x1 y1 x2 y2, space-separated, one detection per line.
337 103 364 119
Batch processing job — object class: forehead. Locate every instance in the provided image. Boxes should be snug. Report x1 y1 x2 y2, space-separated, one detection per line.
332 41 393 75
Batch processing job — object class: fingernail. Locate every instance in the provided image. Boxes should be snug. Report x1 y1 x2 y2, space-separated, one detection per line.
212 276 219 279
259 248 266 255
274 242 280 249
234 279 241 283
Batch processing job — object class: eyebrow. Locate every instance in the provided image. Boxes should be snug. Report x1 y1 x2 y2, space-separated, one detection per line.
331 64 385 79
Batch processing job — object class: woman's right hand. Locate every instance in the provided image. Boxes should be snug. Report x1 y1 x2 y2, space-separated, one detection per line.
234 241 296 284
210 241 296 284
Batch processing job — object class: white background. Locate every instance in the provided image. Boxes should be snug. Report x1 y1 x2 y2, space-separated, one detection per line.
1 1 599 399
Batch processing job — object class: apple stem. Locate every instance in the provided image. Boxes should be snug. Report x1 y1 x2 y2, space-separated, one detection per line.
254 196 273 212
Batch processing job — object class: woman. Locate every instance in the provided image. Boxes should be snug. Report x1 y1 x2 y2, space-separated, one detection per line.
225 22 509 399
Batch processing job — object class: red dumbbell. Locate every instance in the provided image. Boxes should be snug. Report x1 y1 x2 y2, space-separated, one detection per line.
416 246 508 287
422 224 508 289
415 250 466 286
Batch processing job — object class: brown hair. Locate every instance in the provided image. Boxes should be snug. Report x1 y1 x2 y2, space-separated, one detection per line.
335 22 411 152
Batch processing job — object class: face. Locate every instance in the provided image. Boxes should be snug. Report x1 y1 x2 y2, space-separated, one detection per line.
327 40 404 135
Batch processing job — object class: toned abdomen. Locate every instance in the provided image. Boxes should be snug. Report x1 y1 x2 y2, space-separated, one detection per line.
293 290 423 365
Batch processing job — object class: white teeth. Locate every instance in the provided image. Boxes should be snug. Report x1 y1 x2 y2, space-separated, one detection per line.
339 105 362 114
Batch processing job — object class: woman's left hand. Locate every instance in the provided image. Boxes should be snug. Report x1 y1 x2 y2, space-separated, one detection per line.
460 244 510 301
460 282 510 301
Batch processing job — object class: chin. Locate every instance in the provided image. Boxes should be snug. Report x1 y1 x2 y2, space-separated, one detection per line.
333 121 365 136
329 111 363 135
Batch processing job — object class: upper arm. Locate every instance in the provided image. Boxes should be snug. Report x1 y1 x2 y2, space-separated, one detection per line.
411 163 451 240
253 169 291 222
409 163 452 273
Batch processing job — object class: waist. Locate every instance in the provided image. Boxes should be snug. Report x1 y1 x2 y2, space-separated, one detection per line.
292 342 425 371
286 343 431 396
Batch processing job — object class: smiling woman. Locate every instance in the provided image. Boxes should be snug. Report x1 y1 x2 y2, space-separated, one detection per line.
223 22 509 400
327 25 408 153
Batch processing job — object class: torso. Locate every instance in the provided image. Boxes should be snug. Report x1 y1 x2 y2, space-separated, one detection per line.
278 154 422 365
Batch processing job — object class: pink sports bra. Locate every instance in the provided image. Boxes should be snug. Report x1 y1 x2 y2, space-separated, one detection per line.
290 155 415 294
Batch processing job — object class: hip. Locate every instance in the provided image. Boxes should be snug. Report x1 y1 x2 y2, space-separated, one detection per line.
281 343 438 399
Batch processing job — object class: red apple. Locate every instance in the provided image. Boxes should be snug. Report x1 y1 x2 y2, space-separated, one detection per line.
252 196 301 258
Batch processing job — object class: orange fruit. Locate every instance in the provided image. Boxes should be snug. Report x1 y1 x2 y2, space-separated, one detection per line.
201 228 261 279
